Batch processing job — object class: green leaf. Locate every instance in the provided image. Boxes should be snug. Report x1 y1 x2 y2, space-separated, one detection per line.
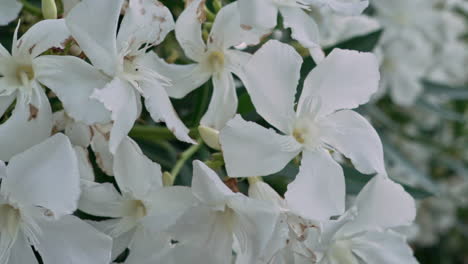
323 29 383 54
422 80 468 100
237 91 255 115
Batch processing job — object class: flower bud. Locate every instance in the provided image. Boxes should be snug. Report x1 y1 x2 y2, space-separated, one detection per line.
198 125 221 150
42 0 57 19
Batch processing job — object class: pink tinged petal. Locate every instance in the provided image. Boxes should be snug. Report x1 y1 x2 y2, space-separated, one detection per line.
351 230 419 264
200 71 237 130
0 89 53 161
91 78 140 154
140 80 195 144
2 134 80 217
191 161 233 210
139 52 210 98
175 0 207 62
113 137 163 198
238 0 278 30
34 55 111 125
36 215 113 264
242 40 300 134
0 94 15 117
117 0 174 54
319 110 385 174
285 149 345 221
279 7 320 49
340 176 416 235
14 19 69 58
298 49 380 118
66 0 122 76
209 3 269 50
78 182 125 218
220 115 302 178
0 0 22 26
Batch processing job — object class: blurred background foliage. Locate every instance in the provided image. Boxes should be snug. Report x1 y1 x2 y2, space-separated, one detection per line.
1 0 467 263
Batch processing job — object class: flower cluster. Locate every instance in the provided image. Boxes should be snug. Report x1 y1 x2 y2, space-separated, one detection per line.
2 0 461 263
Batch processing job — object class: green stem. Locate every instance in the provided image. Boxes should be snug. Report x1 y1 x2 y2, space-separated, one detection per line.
129 125 198 142
169 138 204 185
20 0 42 16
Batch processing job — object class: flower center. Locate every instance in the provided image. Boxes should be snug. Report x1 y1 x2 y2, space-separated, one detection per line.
207 51 225 72
0 204 21 238
15 65 35 85
129 200 147 219
329 240 359 264
293 117 321 149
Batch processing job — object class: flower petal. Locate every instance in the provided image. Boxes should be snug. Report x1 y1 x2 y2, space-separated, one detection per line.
8 233 38 264
90 125 114 176
192 160 233 209
36 215 112 264
0 0 22 26
200 71 237 130
319 110 385 174
35 55 111 125
74 146 94 182
66 0 122 75
242 40 300 134
2 134 80 217
299 49 380 118
0 89 52 161
114 136 163 198
340 176 416 235
220 115 302 178
140 79 195 144
175 0 207 62
238 0 278 30
14 19 69 58
0 93 15 117
79 182 125 218
279 7 320 49
285 149 345 221
327 0 369 16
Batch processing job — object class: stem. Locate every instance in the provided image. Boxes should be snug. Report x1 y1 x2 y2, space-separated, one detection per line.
169 138 204 185
20 0 42 16
247 176 263 185
129 125 198 142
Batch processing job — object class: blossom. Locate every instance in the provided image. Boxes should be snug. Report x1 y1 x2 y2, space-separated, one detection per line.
145 0 267 132
78 136 195 261
66 0 194 153
0 133 112 264
0 19 110 161
0 0 22 26
220 40 384 182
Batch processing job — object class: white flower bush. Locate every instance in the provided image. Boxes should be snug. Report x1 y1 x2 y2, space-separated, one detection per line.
0 0 466 263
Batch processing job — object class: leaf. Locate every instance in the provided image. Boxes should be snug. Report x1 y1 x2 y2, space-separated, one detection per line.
237 90 255 115
323 29 383 54
422 80 468 100
416 97 466 122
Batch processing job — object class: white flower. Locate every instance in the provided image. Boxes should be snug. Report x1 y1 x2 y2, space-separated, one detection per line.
237 0 368 60
66 0 194 153
307 176 418 264
158 161 279 264
0 134 112 264
146 0 267 131
78 136 195 261
220 40 383 186
0 0 22 26
0 19 110 161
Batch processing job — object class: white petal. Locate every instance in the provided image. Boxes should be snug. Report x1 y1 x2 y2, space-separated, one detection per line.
66 122 92 148
114 136 163 198
34 55 111 125
0 0 22 26
191 160 233 210
220 115 302 178
0 93 15 118
0 90 52 161
74 146 94 182
141 186 196 234
224 49 251 79
279 7 320 49
175 0 207 61
238 0 278 30
340 176 416 235
91 78 140 154
8 233 38 264
229 196 279 263
66 0 122 75
14 19 69 58
200 71 237 130
36 215 112 264
86 219 134 260
117 0 174 49
2 134 80 217
351 230 418 264
327 0 369 16
209 3 268 49
90 125 114 176
0 161 5 180
242 40 300 134
285 149 345 221
319 110 385 174
62 0 81 16
140 80 194 144
299 49 380 118
140 52 210 98
79 182 125 218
